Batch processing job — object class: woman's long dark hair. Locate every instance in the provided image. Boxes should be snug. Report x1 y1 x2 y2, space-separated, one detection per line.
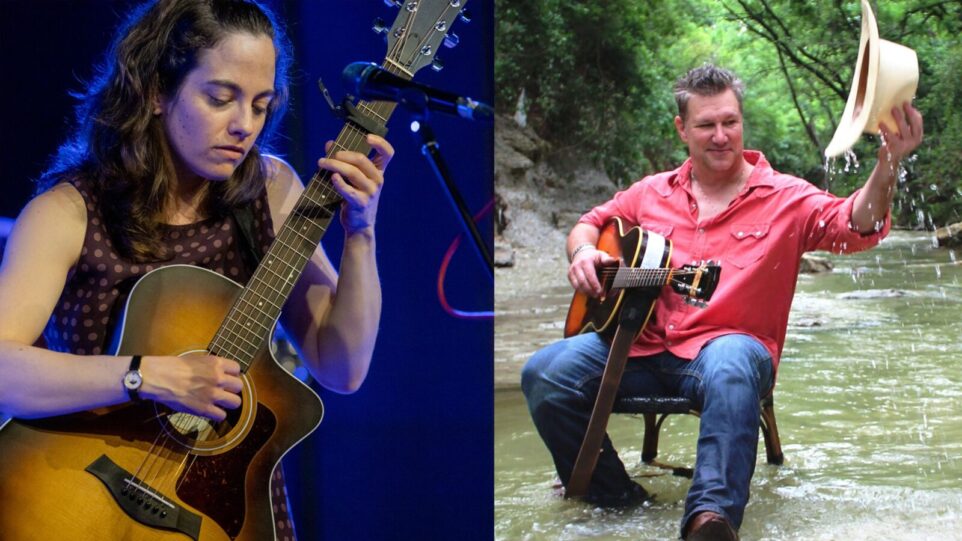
38 0 293 262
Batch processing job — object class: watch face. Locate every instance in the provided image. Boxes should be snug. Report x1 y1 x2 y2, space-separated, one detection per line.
124 371 143 390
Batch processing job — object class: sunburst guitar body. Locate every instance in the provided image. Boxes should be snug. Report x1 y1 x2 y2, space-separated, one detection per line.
0 266 321 540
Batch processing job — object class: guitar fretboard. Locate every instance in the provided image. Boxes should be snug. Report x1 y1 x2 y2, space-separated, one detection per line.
606 267 673 290
206 73 403 370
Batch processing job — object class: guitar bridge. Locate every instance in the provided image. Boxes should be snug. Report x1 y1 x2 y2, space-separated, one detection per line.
85 454 202 540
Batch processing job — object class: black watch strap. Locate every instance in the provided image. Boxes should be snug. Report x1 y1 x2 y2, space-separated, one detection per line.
124 355 143 402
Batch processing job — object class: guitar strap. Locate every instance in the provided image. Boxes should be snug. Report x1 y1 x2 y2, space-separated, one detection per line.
566 289 653 498
231 203 264 273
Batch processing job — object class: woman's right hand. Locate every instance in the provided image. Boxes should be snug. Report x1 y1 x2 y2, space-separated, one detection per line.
140 355 243 421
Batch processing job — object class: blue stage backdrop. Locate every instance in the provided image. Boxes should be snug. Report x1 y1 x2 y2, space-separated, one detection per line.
0 1 493 540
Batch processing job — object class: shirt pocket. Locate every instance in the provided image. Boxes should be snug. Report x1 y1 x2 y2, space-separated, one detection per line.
726 223 771 268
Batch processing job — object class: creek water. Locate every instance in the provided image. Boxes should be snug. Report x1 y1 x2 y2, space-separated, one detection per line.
495 230 962 540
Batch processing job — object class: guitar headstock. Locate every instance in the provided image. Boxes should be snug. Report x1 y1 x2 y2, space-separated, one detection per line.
377 0 471 78
670 261 721 308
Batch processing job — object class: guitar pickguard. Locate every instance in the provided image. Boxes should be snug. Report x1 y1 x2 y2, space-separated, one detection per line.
177 402 277 538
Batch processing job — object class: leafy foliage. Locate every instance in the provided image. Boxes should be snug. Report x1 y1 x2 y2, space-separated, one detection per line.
496 0 962 227
496 0 690 182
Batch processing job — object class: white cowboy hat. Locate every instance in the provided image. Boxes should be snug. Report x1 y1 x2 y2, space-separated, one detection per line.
824 0 918 158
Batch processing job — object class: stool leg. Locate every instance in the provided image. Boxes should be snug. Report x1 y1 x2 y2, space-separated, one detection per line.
641 413 659 463
760 399 784 465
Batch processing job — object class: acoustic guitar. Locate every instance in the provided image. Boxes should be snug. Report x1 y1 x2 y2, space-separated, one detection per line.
0 3 470 540
564 217 721 340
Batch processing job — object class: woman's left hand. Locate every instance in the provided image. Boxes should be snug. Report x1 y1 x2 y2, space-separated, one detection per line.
318 134 394 236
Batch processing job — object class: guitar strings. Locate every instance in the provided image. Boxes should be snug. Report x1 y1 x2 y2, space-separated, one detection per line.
126 414 176 501
138 402 211 504
175 453 201 494
599 268 707 291
140 427 184 501
597 268 701 276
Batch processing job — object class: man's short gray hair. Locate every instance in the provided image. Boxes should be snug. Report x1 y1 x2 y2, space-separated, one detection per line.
674 64 745 121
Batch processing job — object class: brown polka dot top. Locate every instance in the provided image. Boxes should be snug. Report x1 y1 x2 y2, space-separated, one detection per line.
43 177 275 355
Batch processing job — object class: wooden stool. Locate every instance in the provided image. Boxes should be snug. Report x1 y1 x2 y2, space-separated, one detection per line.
611 394 783 478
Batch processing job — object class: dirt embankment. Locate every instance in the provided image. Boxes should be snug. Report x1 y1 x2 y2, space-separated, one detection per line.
494 115 619 280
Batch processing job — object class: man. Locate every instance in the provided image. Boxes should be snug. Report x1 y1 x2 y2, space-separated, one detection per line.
521 64 923 540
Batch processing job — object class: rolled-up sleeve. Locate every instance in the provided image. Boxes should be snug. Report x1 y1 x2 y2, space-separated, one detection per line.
801 186 891 254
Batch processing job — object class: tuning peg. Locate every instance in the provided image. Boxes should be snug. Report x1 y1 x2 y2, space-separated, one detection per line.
459 8 472 23
443 33 460 48
431 57 444 72
372 17 388 35
684 297 708 309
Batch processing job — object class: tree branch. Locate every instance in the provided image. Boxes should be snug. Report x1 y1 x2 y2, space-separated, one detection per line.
775 48 823 163
726 0 848 99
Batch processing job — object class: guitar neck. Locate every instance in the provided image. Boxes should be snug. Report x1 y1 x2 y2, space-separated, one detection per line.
608 267 673 290
206 95 398 371
199 0 471 368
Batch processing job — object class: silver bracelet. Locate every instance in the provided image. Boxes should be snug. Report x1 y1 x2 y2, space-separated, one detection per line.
569 243 596 262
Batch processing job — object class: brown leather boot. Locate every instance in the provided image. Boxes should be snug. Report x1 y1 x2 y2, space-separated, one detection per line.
685 512 739 541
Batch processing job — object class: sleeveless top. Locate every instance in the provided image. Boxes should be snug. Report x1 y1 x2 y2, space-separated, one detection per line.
43 177 275 354
42 177 300 541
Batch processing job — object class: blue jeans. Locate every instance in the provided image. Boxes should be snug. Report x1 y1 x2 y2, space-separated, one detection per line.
521 333 774 535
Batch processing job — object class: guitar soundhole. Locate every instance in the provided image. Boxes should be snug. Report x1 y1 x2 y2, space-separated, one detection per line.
159 374 256 454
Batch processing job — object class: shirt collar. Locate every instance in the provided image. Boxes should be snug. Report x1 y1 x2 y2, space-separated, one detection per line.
742 151 777 191
658 150 778 197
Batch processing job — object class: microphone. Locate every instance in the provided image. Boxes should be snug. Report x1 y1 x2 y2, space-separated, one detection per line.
342 62 492 122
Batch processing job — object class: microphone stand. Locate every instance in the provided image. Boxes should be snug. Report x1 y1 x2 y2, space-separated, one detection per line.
397 88 494 280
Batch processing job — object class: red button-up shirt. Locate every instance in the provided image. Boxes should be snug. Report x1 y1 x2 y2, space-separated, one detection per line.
578 151 890 371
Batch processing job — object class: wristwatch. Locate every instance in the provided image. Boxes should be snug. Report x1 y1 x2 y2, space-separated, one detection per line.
123 355 143 402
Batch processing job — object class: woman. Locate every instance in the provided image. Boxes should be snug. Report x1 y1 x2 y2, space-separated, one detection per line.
0 0 391 538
